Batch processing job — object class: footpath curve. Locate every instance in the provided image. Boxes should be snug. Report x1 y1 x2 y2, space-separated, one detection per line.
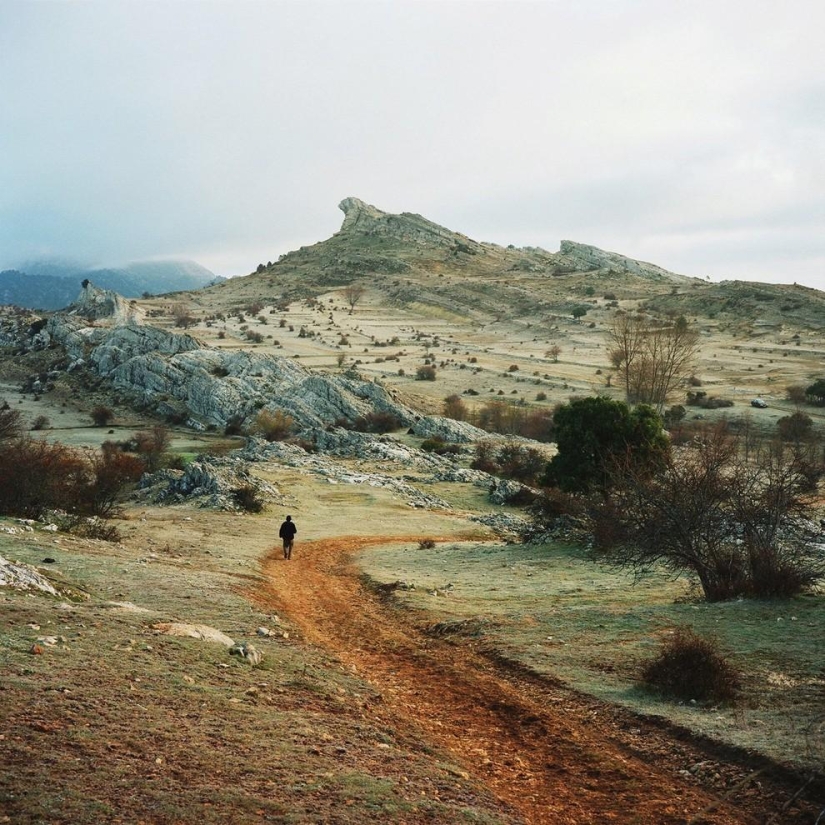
256 535 800 825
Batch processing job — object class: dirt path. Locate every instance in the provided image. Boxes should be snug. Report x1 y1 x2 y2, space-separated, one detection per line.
256 536 777 825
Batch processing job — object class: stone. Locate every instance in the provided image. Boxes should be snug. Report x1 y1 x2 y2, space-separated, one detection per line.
151 622 235 647
229 642 263 665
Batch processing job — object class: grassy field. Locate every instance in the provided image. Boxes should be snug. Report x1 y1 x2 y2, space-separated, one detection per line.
360 540 825 773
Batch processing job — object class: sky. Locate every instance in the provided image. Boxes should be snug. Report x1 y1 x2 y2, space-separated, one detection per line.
1 1 823 289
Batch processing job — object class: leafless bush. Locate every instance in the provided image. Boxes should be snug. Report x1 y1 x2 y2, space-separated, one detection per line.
134 425 171 472
233 485 265 513
91 406 114 427
250 410 294 442
595 427 825 600
640 628 740 703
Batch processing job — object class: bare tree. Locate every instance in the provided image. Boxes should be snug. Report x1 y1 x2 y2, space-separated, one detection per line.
607 314 699 413
343 283 366 315
134 425 171 472
595 426 824 601
545 344 561 363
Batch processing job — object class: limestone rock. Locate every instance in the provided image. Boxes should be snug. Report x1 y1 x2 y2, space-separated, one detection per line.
557 240 690 283
152 622 236 647
411 415 489 444
0 555 60 595
338 197 482 253
229 642 263 665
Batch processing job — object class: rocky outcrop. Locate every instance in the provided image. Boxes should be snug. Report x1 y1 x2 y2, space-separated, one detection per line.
33 283 416 431
556 241 691 283
0 555 60 596
411 415 489 444
138 454 282 510
70 280 144 324
338 197 483 253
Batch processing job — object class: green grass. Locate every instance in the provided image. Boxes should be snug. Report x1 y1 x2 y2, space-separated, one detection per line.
361 540 825 771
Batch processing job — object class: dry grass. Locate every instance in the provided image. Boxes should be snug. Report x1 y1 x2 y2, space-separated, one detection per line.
0 506 515 825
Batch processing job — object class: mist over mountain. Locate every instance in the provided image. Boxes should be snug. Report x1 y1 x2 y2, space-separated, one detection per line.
0 258 222 310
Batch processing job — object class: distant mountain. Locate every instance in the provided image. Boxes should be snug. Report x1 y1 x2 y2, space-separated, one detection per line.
0 258 223 310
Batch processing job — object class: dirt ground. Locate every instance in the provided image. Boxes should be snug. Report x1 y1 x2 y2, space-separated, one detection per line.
255 535 823 825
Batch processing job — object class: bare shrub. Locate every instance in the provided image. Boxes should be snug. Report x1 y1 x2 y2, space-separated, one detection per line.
415 365 437 381
595 428 825 600
443 394 468 421
350 411 401 434
0 438 90 518
0 406 23 441
91 406 114 427
418 539 436 550
471 441 544 485
233 485 265 513
31 415 50 431
86 442 145 516
250 410 294 442
134 425 171 472
640 628 740 704
786 384 807 404
420 437 461 455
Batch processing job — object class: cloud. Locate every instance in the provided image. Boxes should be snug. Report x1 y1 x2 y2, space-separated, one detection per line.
1 1 823 288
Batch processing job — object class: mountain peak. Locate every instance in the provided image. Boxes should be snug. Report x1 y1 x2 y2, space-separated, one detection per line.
337 197 482 252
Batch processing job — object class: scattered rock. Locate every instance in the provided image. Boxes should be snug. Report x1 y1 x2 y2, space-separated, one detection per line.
229 642 263 665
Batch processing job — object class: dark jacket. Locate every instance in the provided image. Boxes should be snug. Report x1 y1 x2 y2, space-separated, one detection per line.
279 520 297 539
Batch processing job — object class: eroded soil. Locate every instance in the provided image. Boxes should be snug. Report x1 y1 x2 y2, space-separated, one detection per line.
257 536 821 825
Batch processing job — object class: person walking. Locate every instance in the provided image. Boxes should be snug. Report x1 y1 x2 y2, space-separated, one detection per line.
279 515 297 560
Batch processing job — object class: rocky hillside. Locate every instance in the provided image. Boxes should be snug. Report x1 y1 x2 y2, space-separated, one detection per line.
198 198 696 324
20 282 415 432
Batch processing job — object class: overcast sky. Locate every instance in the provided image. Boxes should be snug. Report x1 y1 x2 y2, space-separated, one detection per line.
1 1 823 289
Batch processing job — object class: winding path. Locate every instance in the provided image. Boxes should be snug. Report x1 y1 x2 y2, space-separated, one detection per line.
256 535 772 824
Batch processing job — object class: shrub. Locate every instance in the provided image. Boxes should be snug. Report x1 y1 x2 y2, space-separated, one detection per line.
0 407 23 441
31 415 50 431
471 441 544 484
663 404 686 428
233 485 265 513
420 437 461 455
350 411 402 434
0 438 90 518
640 628 740 704
224 416 245 436
59 513 122 542
250 410 294 442
443 394 468 421
777 411 813 441
415 365 437 381
418 539 436 550
91 406 114 427
529 488 586 525
536 392 547 401
86 442 145 516
785 384 807 404
133 425 171 472
686 391 733 409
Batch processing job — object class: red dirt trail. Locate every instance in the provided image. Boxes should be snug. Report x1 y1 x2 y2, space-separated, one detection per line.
256 535 802 825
